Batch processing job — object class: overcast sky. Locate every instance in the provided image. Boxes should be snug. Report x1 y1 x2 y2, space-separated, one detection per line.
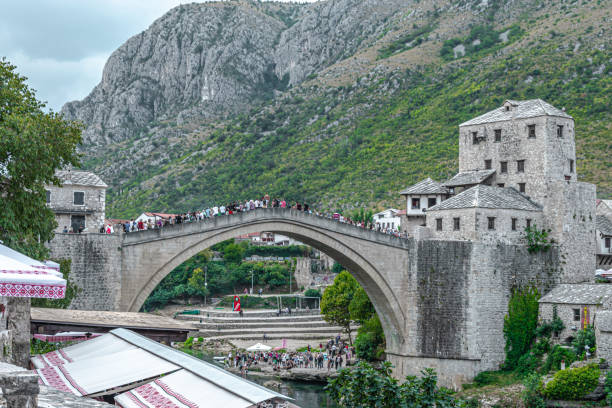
1 0 314 112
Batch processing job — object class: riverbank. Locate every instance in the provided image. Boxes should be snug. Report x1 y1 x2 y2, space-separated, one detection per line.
226 364 340 383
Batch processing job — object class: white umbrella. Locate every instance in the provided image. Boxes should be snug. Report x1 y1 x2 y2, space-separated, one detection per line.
0 243 63 278
246 343 271 352
0 254 66 299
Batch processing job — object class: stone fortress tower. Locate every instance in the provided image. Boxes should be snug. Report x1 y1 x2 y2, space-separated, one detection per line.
402 99 596 283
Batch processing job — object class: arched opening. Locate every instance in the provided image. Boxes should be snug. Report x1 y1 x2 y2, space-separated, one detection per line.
124 218 405 353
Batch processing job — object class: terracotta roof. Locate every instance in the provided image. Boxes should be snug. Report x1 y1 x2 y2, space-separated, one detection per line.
597 215 612 236
539 284 612 307
442 169 496 187
460 99 572 126
400 178 449 195
428 185 542 212
397 210 406 215
56 170 107 188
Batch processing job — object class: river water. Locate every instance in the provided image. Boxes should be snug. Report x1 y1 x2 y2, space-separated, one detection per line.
188 349 338 408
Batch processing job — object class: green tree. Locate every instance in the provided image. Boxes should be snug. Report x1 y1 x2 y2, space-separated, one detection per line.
348 286 375 324
187 267 209 298
321 271 359 344
326 361 469 408
223 243 245 264
0 59 82 258
503 286 540 370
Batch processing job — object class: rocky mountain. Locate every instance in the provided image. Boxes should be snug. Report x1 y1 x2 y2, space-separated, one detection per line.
62 0 407 146
66 0 612 217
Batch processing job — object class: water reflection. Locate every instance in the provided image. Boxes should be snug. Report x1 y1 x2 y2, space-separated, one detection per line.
186 349 338 408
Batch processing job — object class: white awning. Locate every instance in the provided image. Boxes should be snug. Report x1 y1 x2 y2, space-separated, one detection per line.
246 342 271 351
31 333 137 369
0 243 63 277
0 254 66 299
115 369 256 408
37 348 180 396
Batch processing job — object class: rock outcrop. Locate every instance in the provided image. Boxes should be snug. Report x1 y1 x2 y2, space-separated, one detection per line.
61 0 407 147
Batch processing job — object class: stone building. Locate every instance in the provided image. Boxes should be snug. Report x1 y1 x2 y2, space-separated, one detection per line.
426 185 543 244
401 99 596 282
539 284 612 344
594 310 612 364
399 178 449 234
46 170 107 233
596 200 612 269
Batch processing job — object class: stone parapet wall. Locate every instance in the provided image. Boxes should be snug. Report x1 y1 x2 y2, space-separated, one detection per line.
47 233 123 311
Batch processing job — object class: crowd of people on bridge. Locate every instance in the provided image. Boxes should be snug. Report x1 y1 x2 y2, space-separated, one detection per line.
101 194 406 238
227 335 354 377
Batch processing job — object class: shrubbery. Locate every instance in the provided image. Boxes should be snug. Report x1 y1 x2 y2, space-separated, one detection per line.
503 286 540 370
542 345 577 374
542 363 600 400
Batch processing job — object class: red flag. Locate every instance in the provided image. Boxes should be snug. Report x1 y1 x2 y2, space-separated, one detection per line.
233 296 241 312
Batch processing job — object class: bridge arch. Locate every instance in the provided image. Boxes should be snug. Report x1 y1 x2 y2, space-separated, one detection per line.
121 210 410 351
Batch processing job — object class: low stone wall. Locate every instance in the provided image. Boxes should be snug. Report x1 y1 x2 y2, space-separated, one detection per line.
47 233 123 310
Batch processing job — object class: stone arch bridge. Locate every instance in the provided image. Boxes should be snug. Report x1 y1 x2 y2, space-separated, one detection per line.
49 208 559 387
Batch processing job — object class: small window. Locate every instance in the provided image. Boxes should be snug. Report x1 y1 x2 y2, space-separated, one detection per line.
605 237 611 249
472 131 479 145
73 191 85 205
557 125 564 138
494 129 502 142
519 183 526 193
453 217 460 231
436 218 443 231
488 217 495 230
500 161 508 173
411 198 421 210
505 105 510 111
45 190 51 204
517 160 525 173
573 309 580 321
497 183 505 188
485 159 492 170
569 159 574 173
428 197 437 207
511 218 517 231
526 219 532 228
528 124 536 138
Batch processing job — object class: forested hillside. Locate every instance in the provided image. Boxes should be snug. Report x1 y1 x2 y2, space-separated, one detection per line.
69 0 611 217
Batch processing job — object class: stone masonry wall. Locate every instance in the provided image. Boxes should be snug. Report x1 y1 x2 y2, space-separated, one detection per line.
467 243 559 371
46 184 106 233
542 181 596 283
47 233 122 310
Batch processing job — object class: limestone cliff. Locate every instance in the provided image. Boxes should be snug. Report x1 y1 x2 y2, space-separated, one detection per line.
62 0 406 146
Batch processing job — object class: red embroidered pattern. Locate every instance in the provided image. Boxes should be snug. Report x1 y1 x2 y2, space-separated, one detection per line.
58 348 73 363
154 379 198 408
58 364 87 395
131 383 184 408
124 392 150 408
38 367 75 395
0 283 65 299
0 269 53 275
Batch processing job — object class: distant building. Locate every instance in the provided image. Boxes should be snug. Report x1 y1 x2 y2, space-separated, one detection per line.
373 209 401 231
539 284 612 345
46 170 107 233
399 178 450 234
135 212 176 225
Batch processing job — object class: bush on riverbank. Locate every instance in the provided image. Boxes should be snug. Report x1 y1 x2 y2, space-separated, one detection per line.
542 363 600 400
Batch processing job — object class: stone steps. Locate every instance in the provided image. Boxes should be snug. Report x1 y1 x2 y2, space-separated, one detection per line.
178 314 325 324
198 325 358 339
203 331 350 341
195 320 331 330
175 309 320 320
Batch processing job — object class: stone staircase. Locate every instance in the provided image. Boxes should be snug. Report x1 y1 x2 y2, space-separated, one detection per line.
179 311 356 341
